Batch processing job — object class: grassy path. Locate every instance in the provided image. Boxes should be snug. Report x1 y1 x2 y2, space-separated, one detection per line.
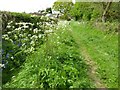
81 47 105 88
68 25 106 88
70 32 106 88
68 21 118 88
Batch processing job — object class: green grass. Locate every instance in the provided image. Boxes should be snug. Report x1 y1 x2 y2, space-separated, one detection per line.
3 22 94 88
70 21 118 88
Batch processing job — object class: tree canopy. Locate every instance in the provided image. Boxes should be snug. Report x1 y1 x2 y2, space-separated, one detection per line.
52 1 119 22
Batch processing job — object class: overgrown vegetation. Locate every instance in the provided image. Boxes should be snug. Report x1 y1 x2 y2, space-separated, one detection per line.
1 12 57 84
52 1 119 22
1 1 119 89
3 23 94 88
70 21 118 88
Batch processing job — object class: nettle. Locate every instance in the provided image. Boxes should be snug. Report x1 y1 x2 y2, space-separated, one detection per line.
2 13 58 70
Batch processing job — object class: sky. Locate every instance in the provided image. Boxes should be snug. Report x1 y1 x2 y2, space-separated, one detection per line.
0 0 119 13
0 0 57 13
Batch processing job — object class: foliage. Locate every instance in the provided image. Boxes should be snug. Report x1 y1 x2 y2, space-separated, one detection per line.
1 7 118 88
46 7 52 14
52 0 73 20
3 21 94 88
2 12 58 84
52 2 119 22
92 21 119 33
52 0 73 13
106 2 120 22
70 21 118 88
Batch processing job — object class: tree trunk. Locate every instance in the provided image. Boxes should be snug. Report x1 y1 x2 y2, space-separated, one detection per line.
102 2 112 22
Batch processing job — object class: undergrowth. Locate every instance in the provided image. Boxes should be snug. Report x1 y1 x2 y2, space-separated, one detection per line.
3 22 94 88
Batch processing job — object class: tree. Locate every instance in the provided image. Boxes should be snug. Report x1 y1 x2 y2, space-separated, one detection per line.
52 0 73 20
52 0 73 13
102 2 112 22
70 2 95 21
46 7 52 14
52 1 119 22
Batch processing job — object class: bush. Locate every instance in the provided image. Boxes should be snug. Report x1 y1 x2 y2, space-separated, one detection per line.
92 21 119 33
2 12 58 84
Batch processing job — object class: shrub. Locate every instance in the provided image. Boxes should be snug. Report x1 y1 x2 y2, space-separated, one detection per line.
2 12 58 84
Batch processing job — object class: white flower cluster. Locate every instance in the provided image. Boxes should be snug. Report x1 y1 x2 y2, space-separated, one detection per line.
33 28 38 33
15 22 34 26
2 34 9 40
31 35 38 40
38 34 42 38
8 21 13 25
2 14 58 62
45 30 53 34
6 25 11 28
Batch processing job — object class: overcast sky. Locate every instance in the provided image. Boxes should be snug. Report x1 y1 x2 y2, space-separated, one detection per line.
0 0 57 13
0 0 119 13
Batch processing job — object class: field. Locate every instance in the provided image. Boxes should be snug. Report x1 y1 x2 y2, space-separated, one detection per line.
2 12 118 88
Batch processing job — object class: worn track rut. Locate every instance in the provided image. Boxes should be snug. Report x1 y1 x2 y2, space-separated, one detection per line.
68 25 106 88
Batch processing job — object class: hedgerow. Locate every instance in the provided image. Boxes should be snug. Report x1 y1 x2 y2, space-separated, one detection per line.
2 12 58 84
